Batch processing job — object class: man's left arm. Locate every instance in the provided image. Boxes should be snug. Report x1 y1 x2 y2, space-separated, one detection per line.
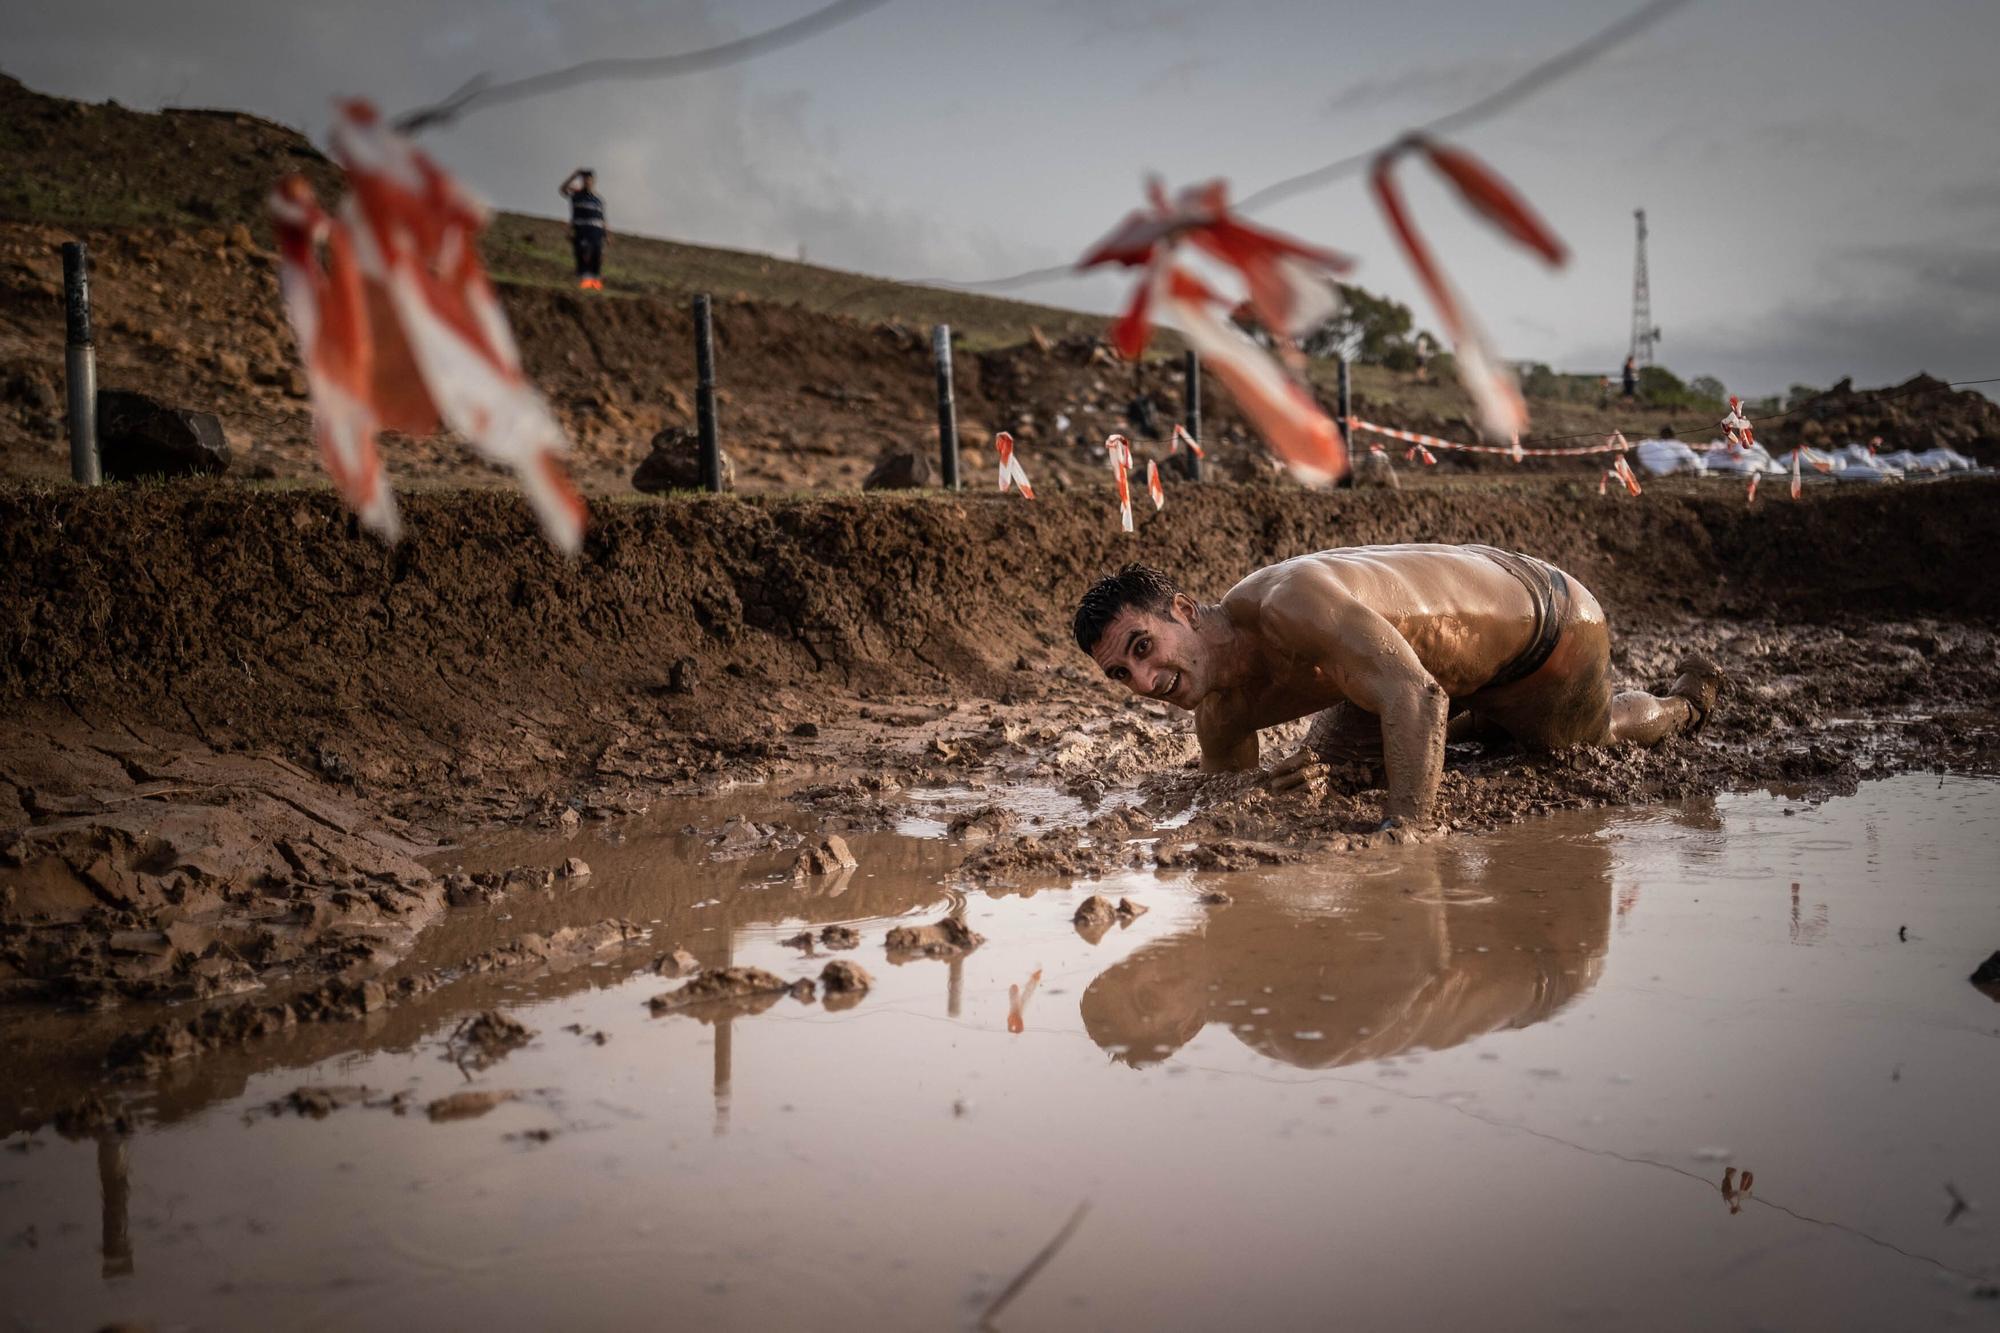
1267 589 1448 825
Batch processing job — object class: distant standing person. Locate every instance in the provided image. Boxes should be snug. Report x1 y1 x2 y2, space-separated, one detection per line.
1621 355 1638 399
560 168 608 291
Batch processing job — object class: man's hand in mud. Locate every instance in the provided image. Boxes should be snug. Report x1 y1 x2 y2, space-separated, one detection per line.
1264 748 1328 795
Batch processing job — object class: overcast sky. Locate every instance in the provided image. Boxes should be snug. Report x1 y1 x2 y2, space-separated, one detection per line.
6 0 1997 397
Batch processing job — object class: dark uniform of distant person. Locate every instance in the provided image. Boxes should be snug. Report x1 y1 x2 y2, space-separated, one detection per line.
1621 355 1639 399
1073 548 1722 828
559 168 608 291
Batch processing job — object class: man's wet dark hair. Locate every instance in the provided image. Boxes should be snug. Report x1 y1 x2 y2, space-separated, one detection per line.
1074 564 1180 653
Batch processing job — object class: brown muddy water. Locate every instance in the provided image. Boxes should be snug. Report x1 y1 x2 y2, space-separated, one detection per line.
4 774 1998 1331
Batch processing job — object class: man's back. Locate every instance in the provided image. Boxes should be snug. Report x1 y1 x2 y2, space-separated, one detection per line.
1222 545 1561 700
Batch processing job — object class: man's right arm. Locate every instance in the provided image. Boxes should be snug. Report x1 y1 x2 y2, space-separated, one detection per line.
1196 707 1258 773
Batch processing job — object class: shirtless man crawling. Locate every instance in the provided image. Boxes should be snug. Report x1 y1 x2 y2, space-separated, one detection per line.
1073 545 1722 826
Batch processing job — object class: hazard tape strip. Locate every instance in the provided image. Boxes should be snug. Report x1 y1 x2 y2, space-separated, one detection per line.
1107 434 1135 532
1346 417 1632 459
994 431 1034 499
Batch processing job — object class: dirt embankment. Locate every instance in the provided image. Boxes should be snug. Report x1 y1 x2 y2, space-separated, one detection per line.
6 478 1994 779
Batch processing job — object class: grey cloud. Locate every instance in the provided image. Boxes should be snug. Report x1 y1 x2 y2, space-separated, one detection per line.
1647 239 2000 397
1321 56 1523 120
1931 178 2000 215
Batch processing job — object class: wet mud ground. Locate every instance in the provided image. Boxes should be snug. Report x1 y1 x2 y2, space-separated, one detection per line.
2 774 1997 1330
3 480 1999 1327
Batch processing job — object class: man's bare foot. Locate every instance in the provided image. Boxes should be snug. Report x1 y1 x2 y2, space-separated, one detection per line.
1668 653 1725 734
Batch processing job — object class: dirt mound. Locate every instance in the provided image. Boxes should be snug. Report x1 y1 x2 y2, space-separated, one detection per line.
1760 374 2000 460
0 74 341 233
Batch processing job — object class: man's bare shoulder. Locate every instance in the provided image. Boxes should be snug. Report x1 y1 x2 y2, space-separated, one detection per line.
1220 557 1357 646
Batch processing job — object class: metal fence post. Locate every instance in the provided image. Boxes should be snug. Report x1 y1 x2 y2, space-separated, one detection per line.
933 324 959 491
1336 355 1352 448
693 294 721 493
61 242 99 486
1182 349 1203 482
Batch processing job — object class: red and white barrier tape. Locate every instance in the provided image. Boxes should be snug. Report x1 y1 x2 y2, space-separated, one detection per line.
1146 458 1164 510
1347 417 1632 459
994 430 1034 499
1170 422 1205 459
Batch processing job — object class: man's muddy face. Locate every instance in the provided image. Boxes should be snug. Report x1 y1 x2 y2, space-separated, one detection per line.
1089 596 1206 708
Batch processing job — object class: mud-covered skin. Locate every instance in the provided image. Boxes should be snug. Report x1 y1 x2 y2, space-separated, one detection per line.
1085 546 1702 824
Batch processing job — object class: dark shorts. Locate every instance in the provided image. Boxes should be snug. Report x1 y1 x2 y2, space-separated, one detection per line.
1465 546 1571 690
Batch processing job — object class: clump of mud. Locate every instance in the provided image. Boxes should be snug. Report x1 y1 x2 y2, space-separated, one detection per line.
885 916 983 961
1073 895 1148 943
427 1089 520 1123
647 966 798 1015
449 1010 533 1069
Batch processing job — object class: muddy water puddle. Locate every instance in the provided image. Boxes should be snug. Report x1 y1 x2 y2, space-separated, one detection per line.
5 775 1999 1330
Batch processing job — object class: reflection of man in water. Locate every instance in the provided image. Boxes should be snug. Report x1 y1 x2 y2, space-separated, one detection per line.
1074 552 1721 826
1080 835 1612 1070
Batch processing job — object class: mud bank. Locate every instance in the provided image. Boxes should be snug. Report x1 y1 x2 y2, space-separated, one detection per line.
2 479 1996 1060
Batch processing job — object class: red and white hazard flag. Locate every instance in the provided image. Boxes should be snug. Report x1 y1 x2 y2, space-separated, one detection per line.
1370 136 1567 444
1146 458 1165 510
1611 454 1642 496
1156 269 1348 485
1746 472 1759 504
271 100 586 552
1790 447 1803 500
1107 434 1135 532
1078 179 1349 485
269 176 403 542
1170 422 1204 459
1721 397 1754 450
994 430 1034 499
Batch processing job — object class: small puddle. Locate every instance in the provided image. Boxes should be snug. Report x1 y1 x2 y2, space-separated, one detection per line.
4 775 1998 1328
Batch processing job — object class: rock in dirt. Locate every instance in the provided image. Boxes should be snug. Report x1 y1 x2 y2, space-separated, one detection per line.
1971 951 2000 1000
1352 448 1401 490
461 920 645 974
426 1090 520 1123
885 915 983 960
819 925 860 950
820 959 873 994
632 426 734 493
559 856 591 879
705 816 793 860
450 1010 534 1067
266 1086 374 1119
95 388 231 479
1198 890 1233 906
792 834 858 878
653 947 701 977
863 451 935 490
52 1094 135 1138
780 931 817 952
1155 840 1302 871
647 966 795 1013
1073 894 1147 941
